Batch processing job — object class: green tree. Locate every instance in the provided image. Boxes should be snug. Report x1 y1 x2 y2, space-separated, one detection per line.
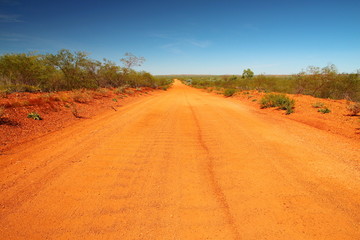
242 68 254 79
45 49 97 89
0 52 54 88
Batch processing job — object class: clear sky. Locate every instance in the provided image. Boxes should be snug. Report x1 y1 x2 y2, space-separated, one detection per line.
1 0 359 75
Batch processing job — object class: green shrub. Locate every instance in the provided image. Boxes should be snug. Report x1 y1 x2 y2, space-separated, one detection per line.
318 107 331 114
223 89 236 97
312 102 324 108
260 93 295 114
346 102 360 116
161 85 170 91
112 98 118 102
27 112 42 120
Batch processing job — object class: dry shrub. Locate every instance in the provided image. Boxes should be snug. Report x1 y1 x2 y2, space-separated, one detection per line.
124 89 134 95
72 90 91 103
58 93 71 102
97 88 110 96
347 102 360 116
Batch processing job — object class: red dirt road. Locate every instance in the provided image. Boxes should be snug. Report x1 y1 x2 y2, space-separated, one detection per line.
0 80 359 239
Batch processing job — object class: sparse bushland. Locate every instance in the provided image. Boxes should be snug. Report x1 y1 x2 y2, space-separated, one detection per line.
178 65 359 115
260 93 295 114
0 50 172 93
180 64 360 102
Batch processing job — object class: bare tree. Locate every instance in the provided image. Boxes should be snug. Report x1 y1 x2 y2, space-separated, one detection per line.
120 52 145 70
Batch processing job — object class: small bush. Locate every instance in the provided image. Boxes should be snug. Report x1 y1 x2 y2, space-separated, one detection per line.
112 98 118 102
27 112 42 120
223 89 236 97
312 102 324 108
95 88 110 97
161 85 170 91
318 107 331 114
114 85 129 94
346 102 360 116
72 90 91 103
260 93 295 114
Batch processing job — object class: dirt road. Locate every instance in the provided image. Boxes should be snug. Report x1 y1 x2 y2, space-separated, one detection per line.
1 80 359 239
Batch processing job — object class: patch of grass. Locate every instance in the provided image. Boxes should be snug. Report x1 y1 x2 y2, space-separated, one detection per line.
312 102 324 108
112 98 118 102
346 102 360 116
94 88 110 97
124 89 135 94
252 99 257 102
318 107 331 114
223 89 236 97
72 90 91 103
260 93 295 114
114 86 128 94
27 112 42 120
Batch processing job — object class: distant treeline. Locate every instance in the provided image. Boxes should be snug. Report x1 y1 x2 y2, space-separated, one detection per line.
0 50 172 93
179 65 360 101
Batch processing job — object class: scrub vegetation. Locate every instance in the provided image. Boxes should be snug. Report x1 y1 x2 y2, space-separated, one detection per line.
0 50 173 94
176 65 360 114
179 65 360 102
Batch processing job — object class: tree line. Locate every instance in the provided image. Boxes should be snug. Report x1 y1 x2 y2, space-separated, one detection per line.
0 50 171 92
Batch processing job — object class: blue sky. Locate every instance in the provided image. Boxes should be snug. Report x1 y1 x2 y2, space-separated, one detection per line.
1 0 359 75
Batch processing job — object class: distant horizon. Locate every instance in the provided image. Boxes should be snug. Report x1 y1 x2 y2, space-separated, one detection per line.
1 0 359 75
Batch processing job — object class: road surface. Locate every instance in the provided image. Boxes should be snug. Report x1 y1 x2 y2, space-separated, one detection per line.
0 80 359 239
